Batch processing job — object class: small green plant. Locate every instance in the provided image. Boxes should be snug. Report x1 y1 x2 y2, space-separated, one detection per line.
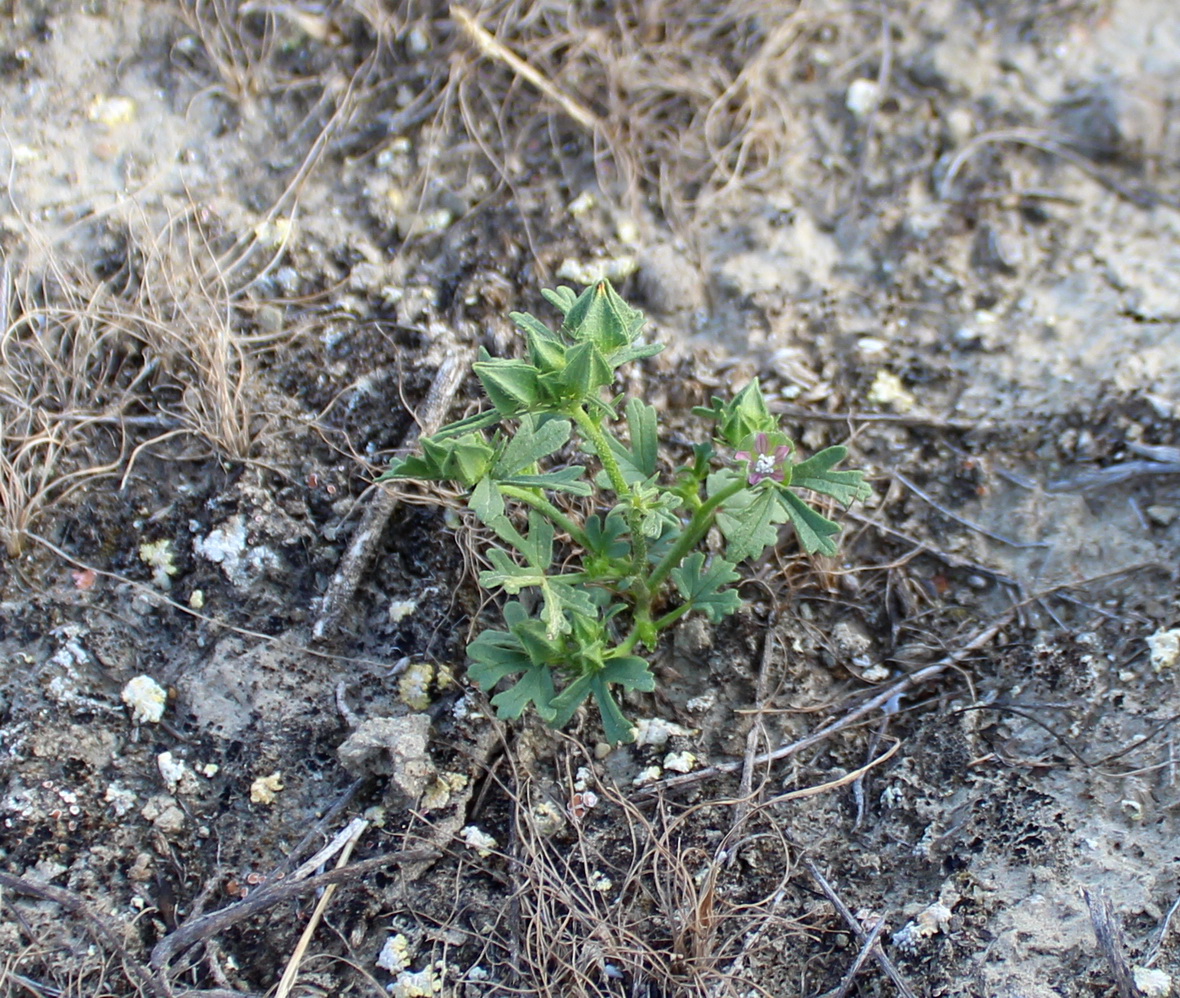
381 281 871 743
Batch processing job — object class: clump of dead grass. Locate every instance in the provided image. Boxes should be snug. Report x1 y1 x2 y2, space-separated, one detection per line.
0 205 293 563
0 256 134 559
446 1 835 232
444 745 814 998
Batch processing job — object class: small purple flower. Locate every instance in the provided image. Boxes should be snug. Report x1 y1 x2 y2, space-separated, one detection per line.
735 432 792 486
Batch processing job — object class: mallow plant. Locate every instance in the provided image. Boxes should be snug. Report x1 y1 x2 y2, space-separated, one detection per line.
380 281 871 744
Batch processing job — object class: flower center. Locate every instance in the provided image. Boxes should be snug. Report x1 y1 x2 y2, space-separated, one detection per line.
753 454 776 476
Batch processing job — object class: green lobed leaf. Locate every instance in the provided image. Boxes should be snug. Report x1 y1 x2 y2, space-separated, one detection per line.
599 654 657 691
498 468 591 496
594 682 637 745
506 609 565 667
625 398 659 477
670 552 742 623
711 471 787 564
473 353 541 416
789 445 873 506
467 627 531 683
489 667 559 723
467 624 558 723
546 674 593 730
480 549 547 593
592 659 656 744
541 286 578 315
776 490 842 556
469 475 505 525
584 509 629 559
495 414 572 476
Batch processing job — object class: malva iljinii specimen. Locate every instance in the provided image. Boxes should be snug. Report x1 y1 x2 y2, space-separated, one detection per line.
381 281 871 744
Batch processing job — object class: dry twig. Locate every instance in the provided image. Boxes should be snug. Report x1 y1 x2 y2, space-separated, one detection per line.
451 5 603 135
150 847 440 979
805 859 917 998
892 470 1049 549
1084 889 1140 998
821 907 887 998
0 870 163 998
313 352 471 641
639 614 1012 796
726 608 778 860
274 818 369 998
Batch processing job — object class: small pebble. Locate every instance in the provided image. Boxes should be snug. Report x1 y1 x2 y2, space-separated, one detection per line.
846 78 881 118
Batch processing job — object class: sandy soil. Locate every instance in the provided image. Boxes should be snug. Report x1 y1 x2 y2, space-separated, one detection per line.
1 2 1178 996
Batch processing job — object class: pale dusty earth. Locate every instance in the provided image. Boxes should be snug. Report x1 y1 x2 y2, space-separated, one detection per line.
1 2 1179 997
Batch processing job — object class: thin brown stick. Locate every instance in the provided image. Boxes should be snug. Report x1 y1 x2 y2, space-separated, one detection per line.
821 907 887 998
450 6 603 134
274 819 369 998
638 614 1012 796
1084 889 1138 998
727 610 778 858
150 848 439 976
763 740 900 807
892 470 1049 549
844 509 1023 592
0 871 165 998
805 859 917 998
313 352 471 641
775 404 981 431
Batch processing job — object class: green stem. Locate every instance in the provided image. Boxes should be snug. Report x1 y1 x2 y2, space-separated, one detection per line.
652 602 693 632
498 485 590 548
647 478 747 593
616 627 641 655
570 405 650 595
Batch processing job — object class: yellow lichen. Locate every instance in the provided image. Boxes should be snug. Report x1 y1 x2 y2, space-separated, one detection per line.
250 772 284 805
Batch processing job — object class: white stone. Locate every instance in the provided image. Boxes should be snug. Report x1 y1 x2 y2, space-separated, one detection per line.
376 933 412 973
1147 628 1180 672
122 675 167 724
1134 968 1172 998
663 751 697 773
633 717 692 748
845 78 881 118
460 825 497 857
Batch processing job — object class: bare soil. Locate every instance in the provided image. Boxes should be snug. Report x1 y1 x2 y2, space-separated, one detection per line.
1 2 1179 997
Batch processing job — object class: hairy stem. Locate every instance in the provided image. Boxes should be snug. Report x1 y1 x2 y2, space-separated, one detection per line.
570 404 650 601
497 485 589 548
647 477 746 593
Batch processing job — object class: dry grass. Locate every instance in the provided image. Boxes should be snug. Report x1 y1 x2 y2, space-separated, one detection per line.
431 742 817 998
0 256 135 559
0 205 295 562
444 0 855 235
